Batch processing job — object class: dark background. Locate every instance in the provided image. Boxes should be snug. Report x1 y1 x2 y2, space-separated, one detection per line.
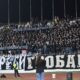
0 0 79 23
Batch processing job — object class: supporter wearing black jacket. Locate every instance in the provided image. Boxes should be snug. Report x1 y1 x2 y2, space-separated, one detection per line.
35 54 46 80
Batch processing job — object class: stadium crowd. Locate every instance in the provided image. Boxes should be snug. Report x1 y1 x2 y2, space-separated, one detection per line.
0 17 80 55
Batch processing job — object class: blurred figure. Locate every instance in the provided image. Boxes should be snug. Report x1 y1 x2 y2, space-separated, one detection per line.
35 54 46 80
13 62 20 77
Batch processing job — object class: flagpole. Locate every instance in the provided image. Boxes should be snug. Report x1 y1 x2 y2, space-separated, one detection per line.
52 0 54 19
75 0 77 19
19 0 21 24
8 0 10 26
41 0 43 21
30 0 32 21
64 0 66 18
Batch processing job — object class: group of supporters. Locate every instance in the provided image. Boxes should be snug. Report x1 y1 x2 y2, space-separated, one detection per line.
0 17 80 55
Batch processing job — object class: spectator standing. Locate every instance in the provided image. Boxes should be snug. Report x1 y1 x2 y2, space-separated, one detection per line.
35 54 46 80
13 62 20 77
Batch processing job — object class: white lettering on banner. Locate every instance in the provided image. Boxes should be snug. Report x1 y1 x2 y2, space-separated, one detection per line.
77 55 80 67
6 57 12 69
45 56 54 68
15 55 20 61
66 55 75 68
27 57 34 69
56 55 65 68
0 55 80 70
13 55 20 69
19 56 26 69
0 56 5 69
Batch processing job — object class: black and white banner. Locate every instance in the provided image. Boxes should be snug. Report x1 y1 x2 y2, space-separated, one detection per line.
0 54 80 70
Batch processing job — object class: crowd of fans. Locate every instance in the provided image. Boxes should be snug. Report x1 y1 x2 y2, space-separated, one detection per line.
0 17 80 55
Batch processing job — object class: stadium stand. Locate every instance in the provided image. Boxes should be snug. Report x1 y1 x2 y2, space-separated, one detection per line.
0 17 80 55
